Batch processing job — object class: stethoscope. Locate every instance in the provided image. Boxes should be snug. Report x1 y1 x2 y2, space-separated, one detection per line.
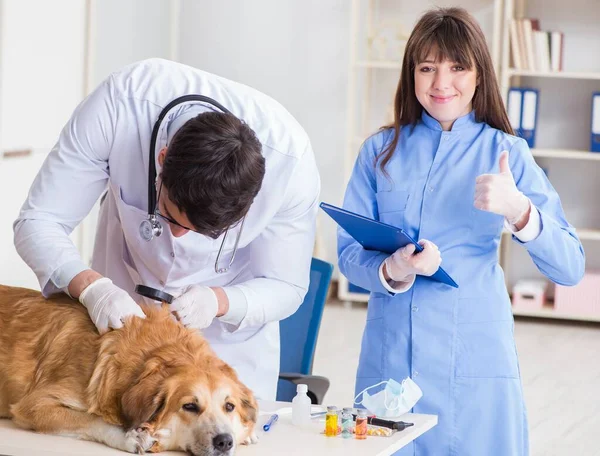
138 94 244 275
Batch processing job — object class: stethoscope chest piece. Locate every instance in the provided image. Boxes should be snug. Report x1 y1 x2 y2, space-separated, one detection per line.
139 215 163 242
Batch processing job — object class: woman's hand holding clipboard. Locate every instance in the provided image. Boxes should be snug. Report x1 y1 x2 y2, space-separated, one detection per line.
320 202 458 288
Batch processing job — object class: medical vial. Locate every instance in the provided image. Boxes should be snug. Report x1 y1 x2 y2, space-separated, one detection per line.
355 409 368 440
325 406 339 437
341 407 353 439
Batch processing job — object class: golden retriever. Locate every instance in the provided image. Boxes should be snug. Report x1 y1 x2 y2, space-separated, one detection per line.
0 285 258 455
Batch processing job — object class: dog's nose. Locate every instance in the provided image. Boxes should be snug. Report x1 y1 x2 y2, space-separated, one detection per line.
212 433 234 452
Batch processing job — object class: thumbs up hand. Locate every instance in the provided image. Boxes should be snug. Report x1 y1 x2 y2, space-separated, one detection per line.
474 150 531 226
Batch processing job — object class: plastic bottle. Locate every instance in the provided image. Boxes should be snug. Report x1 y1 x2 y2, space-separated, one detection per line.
291 384 311 426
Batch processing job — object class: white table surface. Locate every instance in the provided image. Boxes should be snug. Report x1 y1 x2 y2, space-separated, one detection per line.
0 401 437 456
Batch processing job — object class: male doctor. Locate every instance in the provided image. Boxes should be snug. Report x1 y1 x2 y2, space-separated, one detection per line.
13 58 320 400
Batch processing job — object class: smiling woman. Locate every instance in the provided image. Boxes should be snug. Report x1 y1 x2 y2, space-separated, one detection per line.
338 6 584 456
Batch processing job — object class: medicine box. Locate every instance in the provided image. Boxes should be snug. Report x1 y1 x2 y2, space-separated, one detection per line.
512 279 547 310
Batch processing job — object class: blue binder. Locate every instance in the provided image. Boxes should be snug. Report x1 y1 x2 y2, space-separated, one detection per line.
321 202 458 288
591 92 600 152
507 87 538 148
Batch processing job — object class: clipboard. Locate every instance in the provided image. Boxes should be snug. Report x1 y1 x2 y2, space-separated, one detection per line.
321 202 458 288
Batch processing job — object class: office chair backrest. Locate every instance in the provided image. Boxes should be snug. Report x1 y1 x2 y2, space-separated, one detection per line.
277 258 334 400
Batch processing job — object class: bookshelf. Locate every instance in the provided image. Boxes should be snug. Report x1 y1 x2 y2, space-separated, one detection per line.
499 0 600 322
507 69 600 81
531 149 600 161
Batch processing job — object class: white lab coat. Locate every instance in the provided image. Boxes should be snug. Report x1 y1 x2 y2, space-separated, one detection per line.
14 59 320 400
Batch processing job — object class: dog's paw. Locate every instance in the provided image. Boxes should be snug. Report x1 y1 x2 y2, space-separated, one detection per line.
242 431 259 445
124 425 158 454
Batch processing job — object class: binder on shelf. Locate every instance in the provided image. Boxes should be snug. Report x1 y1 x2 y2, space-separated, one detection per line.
507 88 523 134
507 87 538 148
592 92 600 153
521 88 539 148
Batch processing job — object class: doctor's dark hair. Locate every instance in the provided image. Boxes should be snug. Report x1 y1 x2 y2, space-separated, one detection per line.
161 112 265 238
377 7 514 174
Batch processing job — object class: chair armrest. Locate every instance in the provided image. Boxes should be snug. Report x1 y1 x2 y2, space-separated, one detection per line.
278 372 330 405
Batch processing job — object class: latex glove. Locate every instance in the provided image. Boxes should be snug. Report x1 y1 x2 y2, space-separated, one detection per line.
384 240 442 282
474 150 530 225
170 285 219 330
79 277 146 334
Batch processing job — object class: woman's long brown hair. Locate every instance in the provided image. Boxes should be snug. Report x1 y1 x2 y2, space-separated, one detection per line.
377 7 514 174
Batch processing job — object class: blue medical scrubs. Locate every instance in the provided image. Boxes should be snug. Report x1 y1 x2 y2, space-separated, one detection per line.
338 111 584 455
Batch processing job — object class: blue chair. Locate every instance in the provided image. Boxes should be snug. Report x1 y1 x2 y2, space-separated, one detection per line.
277 257 334 404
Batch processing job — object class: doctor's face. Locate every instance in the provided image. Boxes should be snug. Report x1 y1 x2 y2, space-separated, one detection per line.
414 54 477 131
157 181 195 238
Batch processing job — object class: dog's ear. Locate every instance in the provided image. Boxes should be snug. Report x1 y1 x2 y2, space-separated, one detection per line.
219 362 257 425
121 359 168 429
239 386 258 425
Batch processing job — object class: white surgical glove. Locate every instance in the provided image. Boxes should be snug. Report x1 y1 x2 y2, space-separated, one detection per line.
474 150 531 226
170 285 219 330
384 240 442 283
78 277 146 334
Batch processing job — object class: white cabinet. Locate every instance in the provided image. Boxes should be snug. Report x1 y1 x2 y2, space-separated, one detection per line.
0 0 86 152
0 0 87 289
0 153 48 289
0 0 178 288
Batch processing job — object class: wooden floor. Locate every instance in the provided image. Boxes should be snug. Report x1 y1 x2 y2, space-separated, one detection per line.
313 300 600 456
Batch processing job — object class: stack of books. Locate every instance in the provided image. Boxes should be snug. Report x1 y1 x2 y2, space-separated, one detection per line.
509 18 564 72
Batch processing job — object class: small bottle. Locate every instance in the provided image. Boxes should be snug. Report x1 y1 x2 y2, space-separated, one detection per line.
355 408 368 440
291 384 311 426
325 406 338 437
341 407 353 439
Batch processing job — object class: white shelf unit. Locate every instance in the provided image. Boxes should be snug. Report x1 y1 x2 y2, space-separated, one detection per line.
340 0 504 303
499 0 600 322
511 306 600 323
531 149 600 161
506 69 600 81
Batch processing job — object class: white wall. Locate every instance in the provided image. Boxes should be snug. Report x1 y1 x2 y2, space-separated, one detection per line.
0 0 86 151
91 0 173 85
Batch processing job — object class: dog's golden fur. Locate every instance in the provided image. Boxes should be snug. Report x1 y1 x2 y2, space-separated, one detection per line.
0 285 258 455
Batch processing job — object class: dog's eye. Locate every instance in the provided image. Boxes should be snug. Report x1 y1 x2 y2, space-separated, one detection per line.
182 403 199 413
225 402 235 413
